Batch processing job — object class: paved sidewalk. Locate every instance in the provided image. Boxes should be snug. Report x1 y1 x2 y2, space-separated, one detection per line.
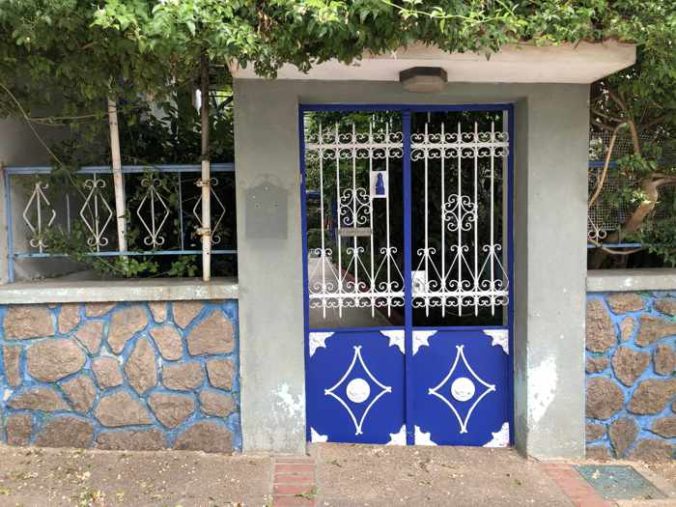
0 443 673 506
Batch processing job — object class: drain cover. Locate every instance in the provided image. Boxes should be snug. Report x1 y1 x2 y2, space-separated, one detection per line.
575 465 666 500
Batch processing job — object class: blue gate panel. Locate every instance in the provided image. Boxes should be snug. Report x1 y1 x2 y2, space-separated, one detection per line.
411 329 511 447
307 330 406 444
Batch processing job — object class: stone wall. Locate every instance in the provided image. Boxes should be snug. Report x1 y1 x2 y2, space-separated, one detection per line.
0 300 240 453
585 291 675 461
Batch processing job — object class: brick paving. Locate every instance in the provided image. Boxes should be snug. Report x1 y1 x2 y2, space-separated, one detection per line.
273 456 317 506
542 463 613 507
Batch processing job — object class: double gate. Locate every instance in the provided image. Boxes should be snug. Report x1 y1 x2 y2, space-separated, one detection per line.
300 105 513 447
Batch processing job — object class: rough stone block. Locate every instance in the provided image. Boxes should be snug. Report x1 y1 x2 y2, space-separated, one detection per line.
85 303 115 317
585 446 610 461
8 387 69 412
206 359 235 390
58 304 81 333
108 305 148 354
636 315 676 347
586 423 606 442
653 343 675 376
125 337 157 395
61 375 97 413
607 293 644 314
148 392 195 428
629 379 676 415
74 320 104 354
150 325 183 360
619 317 635 341
95 391 152 427
27 338 86 382
92 357 124 389
187 311 234 356
5 414 33 446
199 390 236 417
148 303 168 323
172 302 204 329
162 362 204 391
608 417 638 458
173 421 233 453
586 377 624 420
585 357 609 374
586 300 616 352
96 429 167 450
654 297 676 316
3 345 22 387
652 416 676 438
4 306 55 340
628 439 673 462
35 417 94 448
611 347 650 387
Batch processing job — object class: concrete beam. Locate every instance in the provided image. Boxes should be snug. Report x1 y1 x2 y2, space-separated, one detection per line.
0 278 238 304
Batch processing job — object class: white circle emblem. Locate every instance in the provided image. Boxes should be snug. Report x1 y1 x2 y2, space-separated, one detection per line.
450 377 476 402
346 378 371 404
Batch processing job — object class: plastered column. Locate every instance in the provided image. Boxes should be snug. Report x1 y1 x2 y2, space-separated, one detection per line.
234 81 307 453
512 87 590 458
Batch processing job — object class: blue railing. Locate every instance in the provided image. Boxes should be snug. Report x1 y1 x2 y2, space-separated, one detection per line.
3 163 236 281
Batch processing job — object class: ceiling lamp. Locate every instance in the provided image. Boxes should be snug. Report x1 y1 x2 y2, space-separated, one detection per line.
400 67 448 93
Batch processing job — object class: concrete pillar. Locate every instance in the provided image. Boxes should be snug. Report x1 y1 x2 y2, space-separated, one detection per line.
512 87 590 459
234 82 306 453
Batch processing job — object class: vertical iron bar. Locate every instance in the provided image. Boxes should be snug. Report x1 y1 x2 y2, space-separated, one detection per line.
402 110 414 445
368 121 376 317
319 122 327 319
177 173 185 251
456 122 463 315
440 122 446 317
3 166 15 282
335 122 343 318
473 121 479 316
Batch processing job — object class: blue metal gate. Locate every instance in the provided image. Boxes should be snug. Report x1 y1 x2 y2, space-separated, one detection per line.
301 105 513 447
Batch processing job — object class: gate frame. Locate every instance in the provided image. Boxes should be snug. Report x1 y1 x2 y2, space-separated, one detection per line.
298 103 515 445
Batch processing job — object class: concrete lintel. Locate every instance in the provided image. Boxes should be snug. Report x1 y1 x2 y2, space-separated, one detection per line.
0 277 238 304
587 269 676 292
232 41 636 84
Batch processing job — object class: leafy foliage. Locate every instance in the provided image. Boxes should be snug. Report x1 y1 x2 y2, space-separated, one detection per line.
0 0 674 271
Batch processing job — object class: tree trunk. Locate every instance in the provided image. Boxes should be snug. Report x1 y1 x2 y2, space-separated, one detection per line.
107 97 128 255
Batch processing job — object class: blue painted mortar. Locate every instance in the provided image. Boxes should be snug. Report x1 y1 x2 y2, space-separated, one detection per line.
586 291 675 459
0 300 241 452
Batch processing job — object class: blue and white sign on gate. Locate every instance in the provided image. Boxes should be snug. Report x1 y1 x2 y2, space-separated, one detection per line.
300 105 513 447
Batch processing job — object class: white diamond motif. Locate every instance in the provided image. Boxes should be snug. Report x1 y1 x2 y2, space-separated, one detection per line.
428 345 496 434
324 346 392 435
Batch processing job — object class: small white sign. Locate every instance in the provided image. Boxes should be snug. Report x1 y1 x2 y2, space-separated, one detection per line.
370 171 388 199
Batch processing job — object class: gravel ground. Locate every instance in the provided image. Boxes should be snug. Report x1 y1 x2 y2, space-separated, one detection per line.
0 445 272 506
312 444 573 506
0 443 673 507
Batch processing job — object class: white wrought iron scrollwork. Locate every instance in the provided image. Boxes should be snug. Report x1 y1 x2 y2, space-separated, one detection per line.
136 175 170 249
22 180 56 253
306 120 405 319
192 176 227 245
80 175 114 251
412 120 510 317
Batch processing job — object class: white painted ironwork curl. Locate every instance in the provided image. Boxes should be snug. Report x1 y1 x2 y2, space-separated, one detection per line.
412 120 510 317
192 176 227 245
22 180 56 253
80 175 114 251
339 188 370 227
136 175 170 249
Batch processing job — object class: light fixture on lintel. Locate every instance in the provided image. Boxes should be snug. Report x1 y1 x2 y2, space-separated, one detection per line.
400 67 447 93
